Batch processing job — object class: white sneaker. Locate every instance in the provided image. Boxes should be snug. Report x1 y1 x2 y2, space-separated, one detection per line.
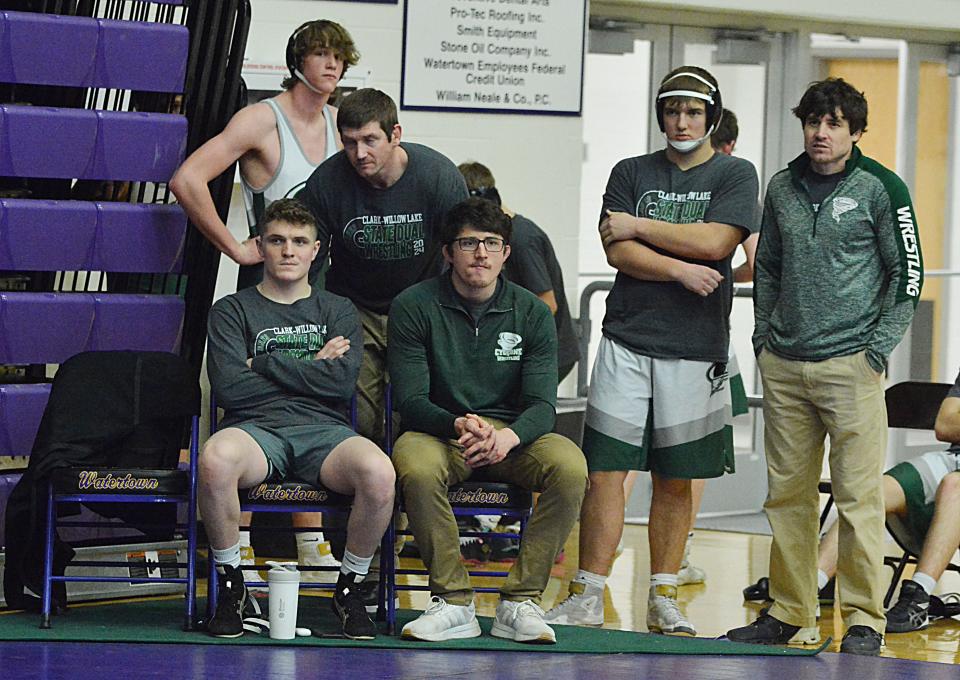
677 560 706 586
677 539 706 586
543 582 604 626
298 541 341 583
239 545 268 592
647 584 696 636
401 596 481 641
491 599 556 644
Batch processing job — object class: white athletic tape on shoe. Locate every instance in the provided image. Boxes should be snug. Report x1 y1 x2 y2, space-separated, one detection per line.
241 617 312 638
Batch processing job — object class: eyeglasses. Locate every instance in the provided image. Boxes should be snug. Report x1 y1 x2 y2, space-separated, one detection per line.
454 237 505 252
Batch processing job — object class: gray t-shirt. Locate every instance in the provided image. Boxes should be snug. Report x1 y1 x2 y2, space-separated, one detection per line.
506 214 580 378
601 150 760 362
207 286 362 430
298 142 469 314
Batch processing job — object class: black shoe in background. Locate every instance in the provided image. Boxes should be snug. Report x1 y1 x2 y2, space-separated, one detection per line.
742 576 771 602
818 577 835 604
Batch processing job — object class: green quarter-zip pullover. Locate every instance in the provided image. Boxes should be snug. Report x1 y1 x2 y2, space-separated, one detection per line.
753 146 923 370
387 273 558 446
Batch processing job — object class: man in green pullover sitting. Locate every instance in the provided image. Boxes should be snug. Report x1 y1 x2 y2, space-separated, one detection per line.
728 78 923 656
388 197 588 644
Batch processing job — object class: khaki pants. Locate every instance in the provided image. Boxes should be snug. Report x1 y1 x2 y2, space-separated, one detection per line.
393 425 587 605
356 306 390 447
760 350 887 632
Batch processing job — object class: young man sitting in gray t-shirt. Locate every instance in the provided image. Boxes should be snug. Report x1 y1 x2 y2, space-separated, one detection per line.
201 198 395 640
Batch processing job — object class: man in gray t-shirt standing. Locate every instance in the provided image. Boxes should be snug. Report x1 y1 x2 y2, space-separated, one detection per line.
298 89 468 445
546 67 759 635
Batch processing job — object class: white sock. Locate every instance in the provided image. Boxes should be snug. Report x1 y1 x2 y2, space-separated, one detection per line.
573 570 606 590
296 531 326 557
912 572 937 595
817 569 830 591
650 573 678 589
238 531 252 548
212 542 242 571
340 549 373 577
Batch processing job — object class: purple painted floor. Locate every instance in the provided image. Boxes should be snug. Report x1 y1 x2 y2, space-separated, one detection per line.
1 640 955 680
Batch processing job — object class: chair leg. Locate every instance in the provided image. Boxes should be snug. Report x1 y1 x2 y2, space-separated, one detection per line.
385 519 396 635
40 484 56 629
818 494 834 531
376 531 387 623
207 546 218 622
884 553 910 608
183 515 198 631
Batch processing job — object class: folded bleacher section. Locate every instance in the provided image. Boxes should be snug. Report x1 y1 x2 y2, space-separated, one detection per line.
0 0 251 605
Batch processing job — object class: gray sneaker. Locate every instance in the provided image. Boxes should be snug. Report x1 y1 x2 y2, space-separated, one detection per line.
491 599 556 644
543 582 604 626
647 584 696 636
401 596 481 641
677 540 706 586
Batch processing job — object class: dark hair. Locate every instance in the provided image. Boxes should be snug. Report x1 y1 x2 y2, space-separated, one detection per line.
457 162 502 207
282 20 359 90
441 197 512 245
260 198 318 239
336 88 398 139
711 108 739 149
656 65 722 133
792 78 868 135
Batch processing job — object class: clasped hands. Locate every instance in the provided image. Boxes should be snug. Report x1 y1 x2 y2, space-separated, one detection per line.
454 414 519 469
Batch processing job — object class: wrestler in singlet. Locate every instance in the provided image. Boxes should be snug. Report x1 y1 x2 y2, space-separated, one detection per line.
236 98 338 291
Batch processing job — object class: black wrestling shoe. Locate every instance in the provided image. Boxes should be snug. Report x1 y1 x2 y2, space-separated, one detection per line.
743 576 771 602
207 565 248 638
743 576 834 604
840 625 883 656
332 572 377 640
886 580 931 633
726 612 820 646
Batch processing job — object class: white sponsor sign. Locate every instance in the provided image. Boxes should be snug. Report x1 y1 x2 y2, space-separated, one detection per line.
401 0 586 115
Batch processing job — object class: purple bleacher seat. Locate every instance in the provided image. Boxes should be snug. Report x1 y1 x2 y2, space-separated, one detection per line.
97 20 188 93
0 200 186 273
0 12 99 88
0 12 187 93
90 111 186 182
0 293 94 365
89 295 184 352
0 106 186 182
0 199 97 271
94 203 186 273
0 383 51 457
0 106 98 179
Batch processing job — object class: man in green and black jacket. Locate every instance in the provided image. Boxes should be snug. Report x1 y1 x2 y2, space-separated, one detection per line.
729 78 923 656
388 198 587 645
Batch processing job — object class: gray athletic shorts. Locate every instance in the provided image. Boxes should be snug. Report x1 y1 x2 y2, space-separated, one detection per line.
232 422 358 484
886 449 960 548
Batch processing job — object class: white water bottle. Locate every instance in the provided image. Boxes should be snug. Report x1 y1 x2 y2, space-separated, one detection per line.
267 562 300 640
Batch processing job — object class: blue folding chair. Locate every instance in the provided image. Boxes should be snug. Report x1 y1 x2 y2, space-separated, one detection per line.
38 351 201 630
205 395 394 627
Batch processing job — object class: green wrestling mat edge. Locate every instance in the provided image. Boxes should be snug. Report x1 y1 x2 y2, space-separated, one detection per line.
0 597 828 657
